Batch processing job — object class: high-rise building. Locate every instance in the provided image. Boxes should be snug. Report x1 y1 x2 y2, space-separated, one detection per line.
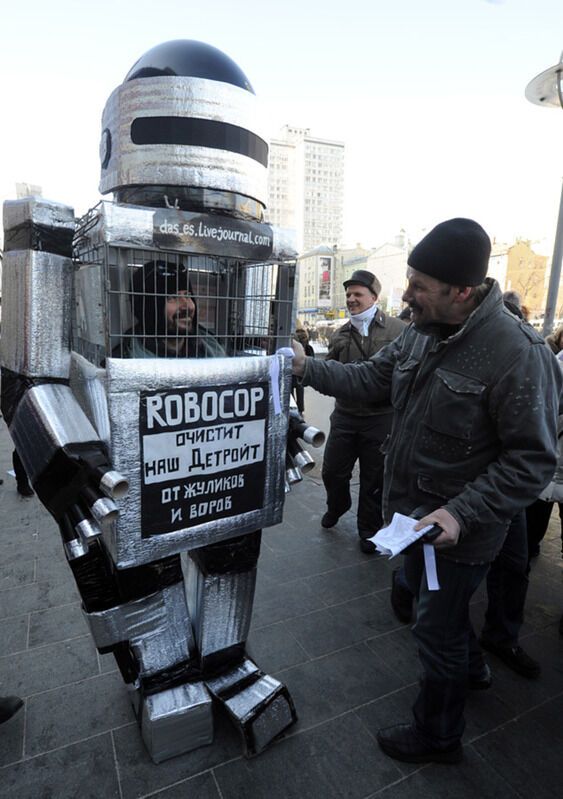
266 125 344 253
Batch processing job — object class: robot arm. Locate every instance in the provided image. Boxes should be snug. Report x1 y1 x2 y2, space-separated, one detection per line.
1 197 127 559
284 397 325 487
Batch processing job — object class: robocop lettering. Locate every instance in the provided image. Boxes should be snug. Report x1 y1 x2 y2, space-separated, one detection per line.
139 382 268 535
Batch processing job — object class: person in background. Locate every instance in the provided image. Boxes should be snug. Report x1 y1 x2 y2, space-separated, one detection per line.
526 324 563 560
320 270 405 554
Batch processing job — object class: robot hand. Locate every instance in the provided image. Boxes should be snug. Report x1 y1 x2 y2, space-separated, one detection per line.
285 401 325 488
34 440 128 559
10 384 129 559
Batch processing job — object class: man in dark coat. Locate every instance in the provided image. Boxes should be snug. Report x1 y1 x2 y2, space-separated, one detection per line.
321 270 405 552
291 218 561 764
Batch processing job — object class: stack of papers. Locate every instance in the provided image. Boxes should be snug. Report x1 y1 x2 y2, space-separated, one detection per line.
368 513 433 557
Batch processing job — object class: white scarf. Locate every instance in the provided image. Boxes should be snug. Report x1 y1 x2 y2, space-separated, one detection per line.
349 304 378 336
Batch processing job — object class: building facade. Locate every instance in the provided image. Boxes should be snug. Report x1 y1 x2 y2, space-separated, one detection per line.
266 126 344 254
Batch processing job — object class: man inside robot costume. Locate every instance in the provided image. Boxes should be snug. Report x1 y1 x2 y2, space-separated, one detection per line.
0 40 325 763
123 259 225 359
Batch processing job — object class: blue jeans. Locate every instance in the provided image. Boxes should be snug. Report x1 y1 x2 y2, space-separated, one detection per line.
403 548 489 748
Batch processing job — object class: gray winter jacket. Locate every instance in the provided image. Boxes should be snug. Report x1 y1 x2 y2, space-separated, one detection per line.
303 279 562 563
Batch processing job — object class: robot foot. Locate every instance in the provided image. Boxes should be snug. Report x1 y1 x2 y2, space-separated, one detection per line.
206 658 297 756
139 682 213 763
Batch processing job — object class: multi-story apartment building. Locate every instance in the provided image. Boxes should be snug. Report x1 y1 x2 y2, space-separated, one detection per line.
266 125 344 254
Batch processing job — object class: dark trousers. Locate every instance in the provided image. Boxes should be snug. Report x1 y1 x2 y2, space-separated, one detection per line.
404 548 489 748
321 409 391 536
12 450 31 491
481 511 529 647
526 497 563 558
398 511 529 649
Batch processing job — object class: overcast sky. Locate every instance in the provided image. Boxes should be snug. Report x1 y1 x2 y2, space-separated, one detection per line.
2 0 563 249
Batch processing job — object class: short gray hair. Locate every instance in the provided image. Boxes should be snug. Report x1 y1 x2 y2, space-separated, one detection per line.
502 290 522 309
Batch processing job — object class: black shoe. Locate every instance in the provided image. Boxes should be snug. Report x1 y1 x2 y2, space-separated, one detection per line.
0 696 24 724
479 638 540 679
390 568 413 624
359 538 377 554
321 511 340 529
468 663 492 690
377 724 463 764
17 482 34 497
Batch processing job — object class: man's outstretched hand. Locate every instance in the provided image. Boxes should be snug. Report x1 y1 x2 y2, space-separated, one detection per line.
291 339 306 376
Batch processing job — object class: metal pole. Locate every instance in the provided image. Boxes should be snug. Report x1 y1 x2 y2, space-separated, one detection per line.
542 177 563 336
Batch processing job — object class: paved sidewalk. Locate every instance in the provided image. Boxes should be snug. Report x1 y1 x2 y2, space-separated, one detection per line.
1 396 562 798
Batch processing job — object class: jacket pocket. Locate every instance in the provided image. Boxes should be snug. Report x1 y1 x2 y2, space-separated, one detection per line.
417 473 467 500
418 369 487 463
425 369 486 439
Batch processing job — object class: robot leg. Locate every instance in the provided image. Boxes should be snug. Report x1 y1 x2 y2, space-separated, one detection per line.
186 531 297 755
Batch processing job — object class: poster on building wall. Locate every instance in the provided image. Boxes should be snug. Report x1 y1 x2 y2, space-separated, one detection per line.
318 256 332 302
139 382 268 536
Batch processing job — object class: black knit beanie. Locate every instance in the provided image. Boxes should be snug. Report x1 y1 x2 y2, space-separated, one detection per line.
407 218 491 286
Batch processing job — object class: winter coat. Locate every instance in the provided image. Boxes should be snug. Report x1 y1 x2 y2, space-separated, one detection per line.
303 279 562 563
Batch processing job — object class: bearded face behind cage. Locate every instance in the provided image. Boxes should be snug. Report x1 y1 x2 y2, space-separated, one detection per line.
72 205 295 366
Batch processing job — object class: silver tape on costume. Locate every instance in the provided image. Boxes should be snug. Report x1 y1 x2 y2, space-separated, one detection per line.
206 659 296 755
0 250 72 378
3 196 75 233
75 200 298 260
140 682 213 763
185 560 256 658
73 265 106 353
100 76 267 204
205 658 260 695
69 352 111 445
84 583 194 671
9 384 100 481
249 689 296 754
104 354 291 567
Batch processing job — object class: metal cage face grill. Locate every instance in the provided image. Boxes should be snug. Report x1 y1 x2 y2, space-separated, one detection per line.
72 244 296 366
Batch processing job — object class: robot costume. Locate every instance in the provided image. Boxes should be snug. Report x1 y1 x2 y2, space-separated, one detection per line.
1 39 324 762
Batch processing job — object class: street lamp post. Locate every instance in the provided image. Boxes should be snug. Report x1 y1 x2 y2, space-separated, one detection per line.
526 54 563 336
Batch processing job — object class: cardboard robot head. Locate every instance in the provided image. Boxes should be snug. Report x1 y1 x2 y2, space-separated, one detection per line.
99 40 268 218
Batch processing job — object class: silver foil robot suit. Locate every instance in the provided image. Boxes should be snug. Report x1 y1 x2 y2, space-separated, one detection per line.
0 39 324 763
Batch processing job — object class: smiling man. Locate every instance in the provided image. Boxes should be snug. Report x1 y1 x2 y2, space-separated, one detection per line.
291 217 562 764
321 269 405 552
165 289 196 337
124 259 225 358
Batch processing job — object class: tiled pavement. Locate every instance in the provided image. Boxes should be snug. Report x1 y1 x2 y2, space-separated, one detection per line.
1 389 563 799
